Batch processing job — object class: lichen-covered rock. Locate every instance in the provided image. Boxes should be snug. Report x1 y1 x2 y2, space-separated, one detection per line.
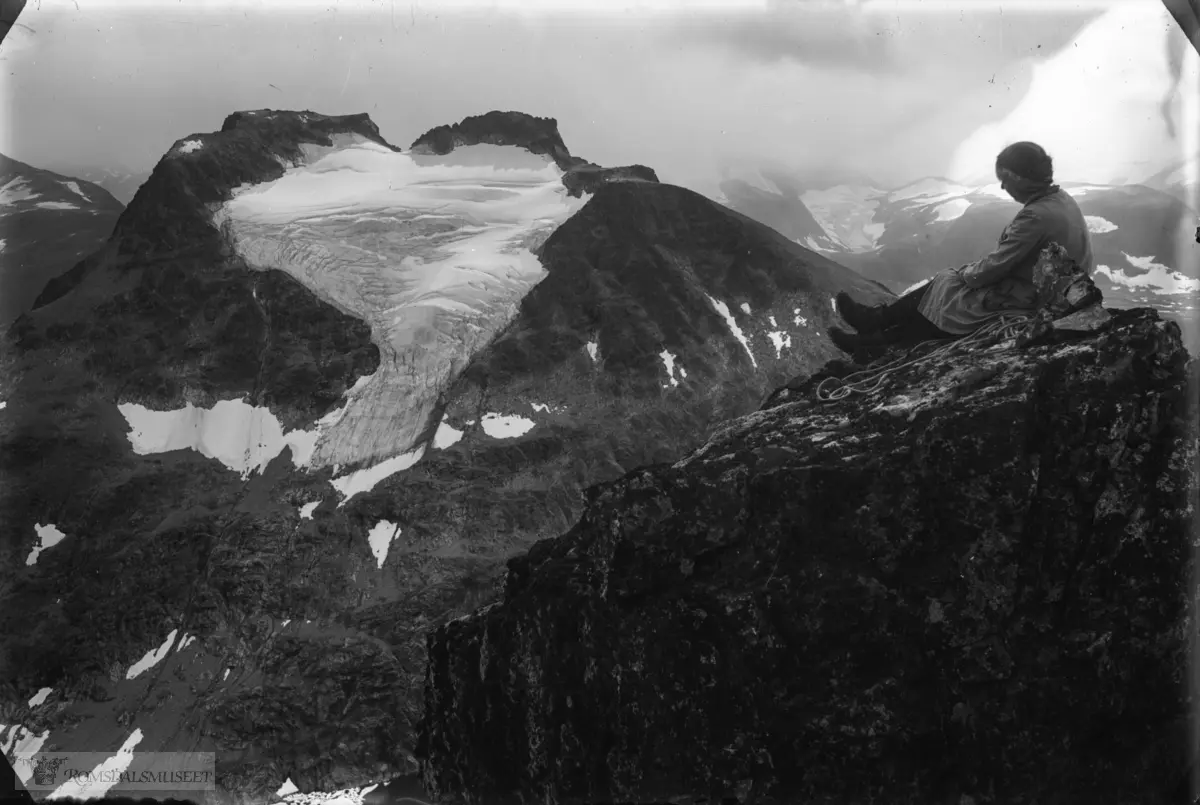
419 307 1199 805
1015 241 1110 349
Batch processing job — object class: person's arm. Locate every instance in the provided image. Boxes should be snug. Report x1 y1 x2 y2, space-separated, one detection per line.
958 206 1045 289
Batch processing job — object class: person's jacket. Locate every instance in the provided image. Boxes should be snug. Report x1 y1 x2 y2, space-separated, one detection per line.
917 185 1096 334
959 185 1095 304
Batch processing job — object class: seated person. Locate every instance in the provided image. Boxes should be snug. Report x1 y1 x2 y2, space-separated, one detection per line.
830 141 1095 356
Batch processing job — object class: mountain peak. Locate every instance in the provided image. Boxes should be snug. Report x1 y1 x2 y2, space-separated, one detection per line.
85 110 397 267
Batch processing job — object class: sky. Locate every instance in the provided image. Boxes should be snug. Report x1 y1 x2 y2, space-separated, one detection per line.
0 0 1191 194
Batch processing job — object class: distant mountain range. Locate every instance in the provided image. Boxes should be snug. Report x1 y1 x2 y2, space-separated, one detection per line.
37 163 151 206
0 154 125 327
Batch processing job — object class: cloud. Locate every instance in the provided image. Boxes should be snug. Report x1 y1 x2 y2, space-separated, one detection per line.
0 1 1105 199
663 7 896 71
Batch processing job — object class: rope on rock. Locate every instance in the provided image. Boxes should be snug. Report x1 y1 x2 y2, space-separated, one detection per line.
815 313 1032 403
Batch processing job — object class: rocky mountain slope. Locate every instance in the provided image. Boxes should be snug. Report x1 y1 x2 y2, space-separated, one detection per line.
711 165 844 252
0 154 124 327
0 108 890 804
421 306 1199 805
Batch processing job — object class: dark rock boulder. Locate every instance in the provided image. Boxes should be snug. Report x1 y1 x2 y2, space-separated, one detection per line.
419 307 1199 805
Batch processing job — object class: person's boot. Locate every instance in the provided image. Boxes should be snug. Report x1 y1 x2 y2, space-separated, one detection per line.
835 292 887 334
828 326 896 363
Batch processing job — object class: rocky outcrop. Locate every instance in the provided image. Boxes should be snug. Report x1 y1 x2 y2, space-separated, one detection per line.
411 111 576 167
1 108 890 804
419 307 1198 804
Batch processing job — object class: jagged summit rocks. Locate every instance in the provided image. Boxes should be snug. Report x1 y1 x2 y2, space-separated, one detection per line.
1 108 891 803
420 306 1198 804
412 110 659 197
411 110 575 165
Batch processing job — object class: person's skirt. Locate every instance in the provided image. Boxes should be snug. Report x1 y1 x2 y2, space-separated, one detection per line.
916 266 1038 336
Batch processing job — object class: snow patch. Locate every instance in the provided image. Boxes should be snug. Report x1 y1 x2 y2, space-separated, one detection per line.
801 185 885 251
48 728 145 800
1085 215 1117 234
480 412 536 439
126 629 179 679
432 419 465 449
659 349 683 387
176 634 197 651
804 236 822 251
367 520 401 569
706 294 757 367
739 302 752 315
178 139 204 154
330 445 426 504
60 181 90 201
1063 185 1116 196
1092 255 1200 296
794 308 808 327
902 278 932 296
586 340 599 362
277 779 300 798
35 201 80 211
299 501 320 519
889 178 970 203
25 522 67 566
275 784 381 805
2 725 50 783
27 688 52 707
974 182 1014 200
223 668 231 681
118 399 321 479
0 177 38 204
767 331 792 357
932 198 971 222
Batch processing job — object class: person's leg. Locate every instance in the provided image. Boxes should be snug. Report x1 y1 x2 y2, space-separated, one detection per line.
828 294 953 360
836 282 931 334
877 283 931 329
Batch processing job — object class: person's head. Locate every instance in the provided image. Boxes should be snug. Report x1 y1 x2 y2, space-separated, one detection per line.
995 141 1054 202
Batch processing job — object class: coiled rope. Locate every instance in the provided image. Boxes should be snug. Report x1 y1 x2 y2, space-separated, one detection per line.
815 313 1032 402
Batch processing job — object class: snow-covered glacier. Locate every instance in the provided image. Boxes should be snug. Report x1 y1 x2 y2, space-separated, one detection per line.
210 134 591 476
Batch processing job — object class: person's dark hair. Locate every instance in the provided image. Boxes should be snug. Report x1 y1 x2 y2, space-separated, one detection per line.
995 141 1054 183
